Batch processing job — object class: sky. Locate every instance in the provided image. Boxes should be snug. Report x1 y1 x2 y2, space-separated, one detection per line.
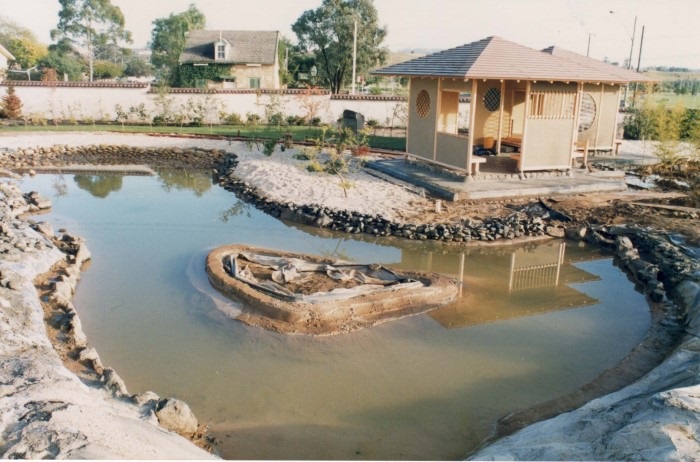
1 0 699 69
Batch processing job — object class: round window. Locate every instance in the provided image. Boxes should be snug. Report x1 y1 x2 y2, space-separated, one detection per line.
483 87 501 112
416 89 430 118
578 93 597 132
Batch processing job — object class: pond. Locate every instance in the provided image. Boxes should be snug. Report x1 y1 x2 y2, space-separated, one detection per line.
21 171 650 460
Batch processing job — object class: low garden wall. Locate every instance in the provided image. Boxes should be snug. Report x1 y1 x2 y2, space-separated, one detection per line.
0 81 470 128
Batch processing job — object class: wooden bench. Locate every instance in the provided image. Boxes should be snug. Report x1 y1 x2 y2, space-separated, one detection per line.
572 140 589 168
501 136 522 151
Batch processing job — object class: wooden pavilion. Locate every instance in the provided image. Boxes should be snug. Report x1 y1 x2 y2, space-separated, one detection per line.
373 36 653 179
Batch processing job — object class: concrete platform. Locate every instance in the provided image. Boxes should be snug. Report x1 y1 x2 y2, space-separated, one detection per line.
366 158 627 201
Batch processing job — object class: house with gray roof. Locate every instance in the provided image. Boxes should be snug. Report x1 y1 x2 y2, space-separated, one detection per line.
373 36 653 179
178 30 280 89
0 43 15 81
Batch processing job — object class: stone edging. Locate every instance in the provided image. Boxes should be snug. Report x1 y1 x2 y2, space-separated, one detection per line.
215 154 555 243
0 144 226 172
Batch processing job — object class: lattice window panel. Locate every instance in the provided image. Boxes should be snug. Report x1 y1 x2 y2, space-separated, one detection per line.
416 89 430 118
578 93 597 132
483 87 501 112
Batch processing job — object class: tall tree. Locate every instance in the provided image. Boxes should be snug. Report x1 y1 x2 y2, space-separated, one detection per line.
149 4 205 85
0 17 48 69
292 0 387 94
50 0 132 82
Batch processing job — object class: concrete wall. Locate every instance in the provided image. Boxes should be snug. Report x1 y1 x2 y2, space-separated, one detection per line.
0 82 423 127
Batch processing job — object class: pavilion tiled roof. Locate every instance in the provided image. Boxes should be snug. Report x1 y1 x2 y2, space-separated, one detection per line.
179 30 278 65
541 46 655 83
373 36 651 84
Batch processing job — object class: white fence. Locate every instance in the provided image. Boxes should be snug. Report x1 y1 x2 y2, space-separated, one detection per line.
2 82 470 128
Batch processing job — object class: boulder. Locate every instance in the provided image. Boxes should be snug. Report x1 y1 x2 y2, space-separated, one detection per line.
155 398 198 434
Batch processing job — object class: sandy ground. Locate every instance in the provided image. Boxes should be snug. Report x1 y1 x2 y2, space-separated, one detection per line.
0 132 698 460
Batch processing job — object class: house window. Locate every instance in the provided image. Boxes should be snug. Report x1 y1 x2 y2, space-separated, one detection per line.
529 91 576 119
216 43 226 60
416 89 430 118
249 77 261 89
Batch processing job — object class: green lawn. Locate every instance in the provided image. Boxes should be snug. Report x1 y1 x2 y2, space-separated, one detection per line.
0 123 406 151
640 92 700 109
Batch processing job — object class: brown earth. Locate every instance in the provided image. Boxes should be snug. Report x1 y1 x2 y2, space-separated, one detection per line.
416 161 700 246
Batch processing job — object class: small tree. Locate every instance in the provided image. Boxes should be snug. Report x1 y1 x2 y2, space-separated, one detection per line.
1 84 23 119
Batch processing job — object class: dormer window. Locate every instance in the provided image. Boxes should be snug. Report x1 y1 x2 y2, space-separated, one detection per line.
214 38 230 61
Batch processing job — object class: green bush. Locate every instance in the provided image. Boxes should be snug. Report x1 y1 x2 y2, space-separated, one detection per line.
246 112 261 125
262 139 277 156
286 115 304 126
267 112 285 126
366 118 379 129
224 112 244 125
93 60 123 79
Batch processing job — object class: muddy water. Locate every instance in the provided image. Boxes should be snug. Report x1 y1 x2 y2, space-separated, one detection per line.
21 172 650 460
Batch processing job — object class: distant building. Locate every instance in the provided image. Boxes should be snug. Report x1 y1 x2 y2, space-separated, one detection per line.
0 43 16 80
178 30 280 89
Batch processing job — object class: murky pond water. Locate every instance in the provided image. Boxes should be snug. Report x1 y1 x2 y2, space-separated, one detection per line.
21 171 650 460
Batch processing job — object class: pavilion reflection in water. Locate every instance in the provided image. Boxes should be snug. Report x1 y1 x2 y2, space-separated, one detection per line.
399 242 602 328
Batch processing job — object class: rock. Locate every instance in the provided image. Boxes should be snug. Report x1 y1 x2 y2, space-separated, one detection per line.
35 221 54 238
102 367 129 397
314 213 334 228
133 391 161 407
564 226 587 241
675 280 700 336
155 398 198 434
545 225 566 238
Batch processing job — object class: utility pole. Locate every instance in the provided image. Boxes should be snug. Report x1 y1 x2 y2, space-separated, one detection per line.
351 18 357 94
627 16 637 70
587 33 592 57
622 15 637 107
636 25 645 72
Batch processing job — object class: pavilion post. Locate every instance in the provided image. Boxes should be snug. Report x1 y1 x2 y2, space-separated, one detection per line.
465 79 477 182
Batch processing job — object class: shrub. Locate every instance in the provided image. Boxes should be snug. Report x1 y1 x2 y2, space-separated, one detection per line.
306 159 324 172
293 147 317 161
310 116 322 126
366 118 380 129
267 112 285 126
246 112 261 125
1 84 23 119
262 139 277 156
286 115 304 126
224 112 244 125
23 112 47 126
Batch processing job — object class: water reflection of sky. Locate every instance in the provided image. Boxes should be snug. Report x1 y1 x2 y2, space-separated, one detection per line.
19 172 650 460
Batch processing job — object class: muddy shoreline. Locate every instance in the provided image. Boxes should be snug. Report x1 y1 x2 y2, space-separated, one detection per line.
1 134 698 460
